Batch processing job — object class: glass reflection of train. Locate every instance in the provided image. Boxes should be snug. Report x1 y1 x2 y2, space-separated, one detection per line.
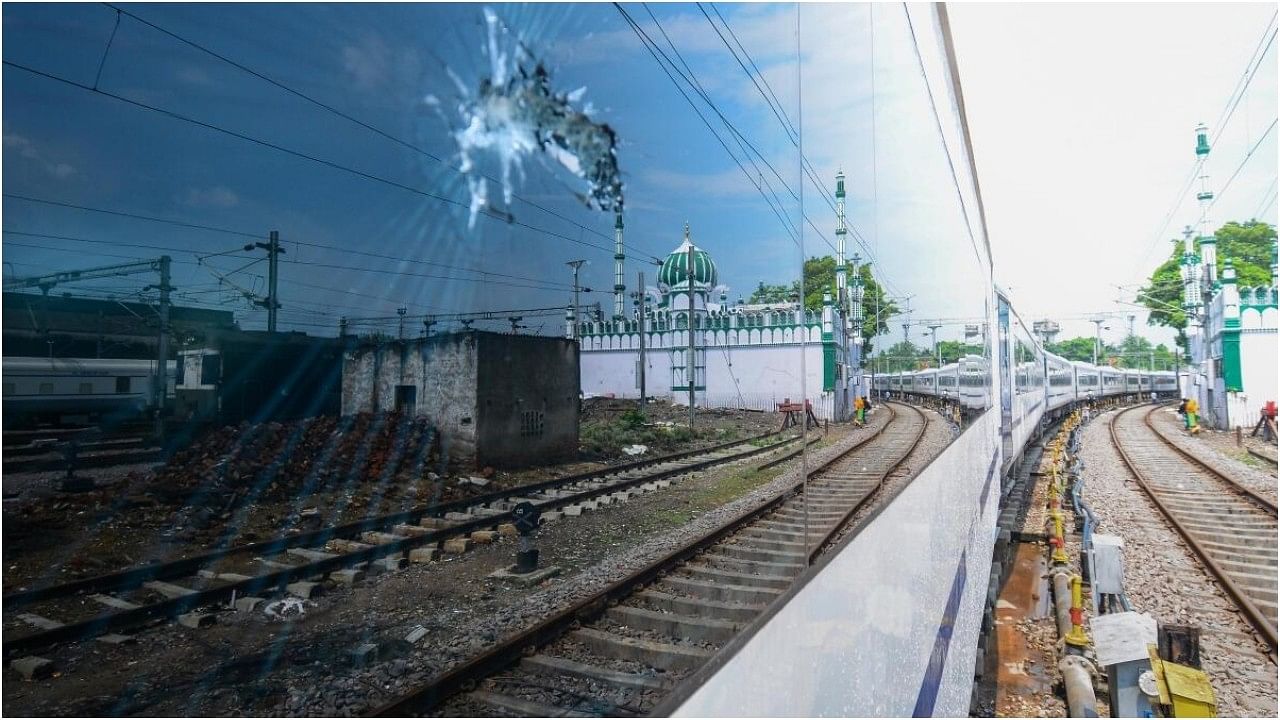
870 288 1177 459
875 286 1172 415
2 357 178 428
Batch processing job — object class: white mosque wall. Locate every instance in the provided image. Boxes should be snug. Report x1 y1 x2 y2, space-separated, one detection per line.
580 343 841 419
1240 328 1278 427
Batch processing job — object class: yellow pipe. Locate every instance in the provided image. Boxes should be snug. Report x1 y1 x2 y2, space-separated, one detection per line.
1064 574 1089 647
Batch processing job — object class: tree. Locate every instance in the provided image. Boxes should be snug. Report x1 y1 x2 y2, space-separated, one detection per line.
747 256 899 359
1140 219 1276 353
1047 337 1099 363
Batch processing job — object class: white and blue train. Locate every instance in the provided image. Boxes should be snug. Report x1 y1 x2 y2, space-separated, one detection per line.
2 357 177 428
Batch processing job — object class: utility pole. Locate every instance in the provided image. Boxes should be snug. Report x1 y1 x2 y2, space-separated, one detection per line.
153 256 172 439
637 270 648 405
508 316 522 334
252 230 285 332
1091 318 1106 366
397 307 407 340
423 317 437 337
687 226 697 429
567 260 585 340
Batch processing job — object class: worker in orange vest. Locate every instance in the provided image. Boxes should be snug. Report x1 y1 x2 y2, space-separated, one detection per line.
853 395 866 427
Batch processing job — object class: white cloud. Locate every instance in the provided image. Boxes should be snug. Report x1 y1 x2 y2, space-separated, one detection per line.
4 133 77 179
182 186 240 208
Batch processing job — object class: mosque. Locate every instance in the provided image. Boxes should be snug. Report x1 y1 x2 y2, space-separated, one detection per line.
572 174 864 421
1179 124 1278 430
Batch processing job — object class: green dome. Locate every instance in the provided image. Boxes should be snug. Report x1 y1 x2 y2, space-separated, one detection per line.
659 238 717 289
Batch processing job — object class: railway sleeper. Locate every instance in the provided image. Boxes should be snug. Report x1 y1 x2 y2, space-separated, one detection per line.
520 654 671 692
468 689 595 718
657 576 780 605
1199 539 1278 562
570 628 711 671
715 542 805 563
633 590 762 623
678 564 792 591
607 606 739 645
697 549 804 574
1182 522 1277 545
1168 509 1277 530
1161 499 1275 517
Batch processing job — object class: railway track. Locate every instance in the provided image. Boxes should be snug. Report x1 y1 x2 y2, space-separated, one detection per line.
3 428 810 658
1110 404 1278 651
371 402 928 717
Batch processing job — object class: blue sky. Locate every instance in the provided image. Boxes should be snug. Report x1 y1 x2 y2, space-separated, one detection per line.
9 3 1265 351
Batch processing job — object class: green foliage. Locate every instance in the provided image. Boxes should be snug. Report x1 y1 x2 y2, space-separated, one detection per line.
1046 335 1180 369
620 408 646 430
1047 337 1099 363
1140 220 1276 353
746 256 899 359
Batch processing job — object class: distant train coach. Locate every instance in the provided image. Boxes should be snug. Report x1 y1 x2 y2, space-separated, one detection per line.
2 356 177 427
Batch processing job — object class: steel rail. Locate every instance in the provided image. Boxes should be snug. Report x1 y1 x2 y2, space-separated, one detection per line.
1109 404 1277 651
366 405 911 717
4 428 789 610
807 402 927 564
1246 446 1278 466
1141 404 1277 514
3 432 800 655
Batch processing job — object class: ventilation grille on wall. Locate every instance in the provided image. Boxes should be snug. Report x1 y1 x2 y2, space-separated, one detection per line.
520 410 545 437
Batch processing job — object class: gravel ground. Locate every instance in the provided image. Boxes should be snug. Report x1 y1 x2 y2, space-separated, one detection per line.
1078 409 1278 718
3 418 875 717
1148 406 1278 503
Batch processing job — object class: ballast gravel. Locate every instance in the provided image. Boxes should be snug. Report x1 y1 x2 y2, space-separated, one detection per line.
1076 409 1278 718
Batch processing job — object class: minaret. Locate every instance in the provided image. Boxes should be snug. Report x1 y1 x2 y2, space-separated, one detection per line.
613 210 626 320
835 170 848 315
1195 124 1218 292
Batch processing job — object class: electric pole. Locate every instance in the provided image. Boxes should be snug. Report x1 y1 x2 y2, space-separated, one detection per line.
153 256 172 439
567 260 585 340
637 270 648 405
687 228 697 429
397 307 407 339
251 230 285 332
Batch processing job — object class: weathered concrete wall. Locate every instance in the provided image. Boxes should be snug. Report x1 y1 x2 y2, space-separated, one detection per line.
475 333 579 467
341 334 479 464
342 332 578 468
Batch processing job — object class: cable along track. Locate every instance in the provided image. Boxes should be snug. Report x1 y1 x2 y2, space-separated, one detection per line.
373 402 928 718
2 429 803 657
1110 404 1278 650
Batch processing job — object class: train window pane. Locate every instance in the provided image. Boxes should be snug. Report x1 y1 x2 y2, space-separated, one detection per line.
116 376 130 394
38 383 54 395
79 382 93 395
2 383 13 396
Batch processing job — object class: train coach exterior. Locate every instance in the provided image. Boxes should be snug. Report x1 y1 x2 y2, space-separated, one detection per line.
3 357 177 426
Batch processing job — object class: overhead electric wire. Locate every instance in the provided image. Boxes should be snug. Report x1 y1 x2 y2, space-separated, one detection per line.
1132 11 1277 274
1205 117 1277 214
101 3 668 264
1 59 633 262
3 193 575 289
